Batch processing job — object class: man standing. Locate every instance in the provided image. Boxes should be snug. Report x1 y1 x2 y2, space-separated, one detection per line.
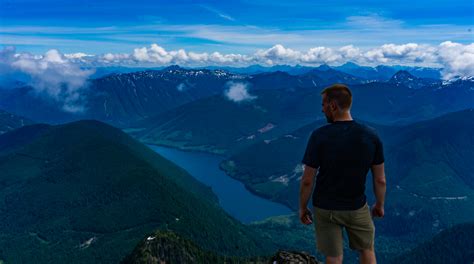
299 84 386 264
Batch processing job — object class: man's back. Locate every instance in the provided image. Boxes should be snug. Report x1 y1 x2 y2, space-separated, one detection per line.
299 84 385 264
302 120 384 210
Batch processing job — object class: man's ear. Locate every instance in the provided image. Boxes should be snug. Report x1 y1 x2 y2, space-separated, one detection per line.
330 101 337 111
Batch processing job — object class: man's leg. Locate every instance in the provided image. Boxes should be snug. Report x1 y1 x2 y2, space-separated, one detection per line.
313 207 344 262
326 255 343 264
343 203 377 264
359 249 376 264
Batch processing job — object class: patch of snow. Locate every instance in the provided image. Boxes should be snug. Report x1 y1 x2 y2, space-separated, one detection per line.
264 139 275 144
79 237 97 249
294 164 304 174
258 123 275 133
430 196 467 200
147 236 156 241
103 99 108 114
271 174 290 185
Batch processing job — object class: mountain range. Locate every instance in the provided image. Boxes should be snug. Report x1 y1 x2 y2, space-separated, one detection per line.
0 64 460 128
0 64 472 263
131 70 473 155
0 109 33 135
220 109 474 259
204 63 442 80
0 120 277 263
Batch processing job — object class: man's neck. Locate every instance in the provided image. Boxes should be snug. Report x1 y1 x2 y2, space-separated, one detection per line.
333 112 353 122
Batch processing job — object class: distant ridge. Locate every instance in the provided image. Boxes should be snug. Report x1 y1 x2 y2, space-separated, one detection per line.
0 120 275 263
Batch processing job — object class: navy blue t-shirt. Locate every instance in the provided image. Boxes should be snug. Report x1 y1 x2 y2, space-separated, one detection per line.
302 120 384 210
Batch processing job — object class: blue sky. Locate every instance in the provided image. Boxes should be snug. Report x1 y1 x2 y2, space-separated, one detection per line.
1 0 473 54
0 0 473 106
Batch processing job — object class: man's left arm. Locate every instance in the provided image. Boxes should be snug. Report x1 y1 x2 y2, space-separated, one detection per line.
299 165 317 225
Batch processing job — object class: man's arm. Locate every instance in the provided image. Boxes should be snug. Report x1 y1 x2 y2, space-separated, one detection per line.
299 165 317 224
371 162 386 217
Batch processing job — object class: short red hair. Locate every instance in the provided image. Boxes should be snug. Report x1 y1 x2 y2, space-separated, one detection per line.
321 84 352 110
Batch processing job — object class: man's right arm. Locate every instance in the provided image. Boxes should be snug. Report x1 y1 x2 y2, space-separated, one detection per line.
371 162 386 217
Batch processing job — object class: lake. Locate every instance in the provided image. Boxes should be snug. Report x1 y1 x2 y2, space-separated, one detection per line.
148 145 293 223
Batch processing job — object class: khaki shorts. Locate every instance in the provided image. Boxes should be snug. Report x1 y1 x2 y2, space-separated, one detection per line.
313 203 375 257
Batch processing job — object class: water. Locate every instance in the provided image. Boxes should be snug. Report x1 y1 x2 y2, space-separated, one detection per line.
148 145 293 223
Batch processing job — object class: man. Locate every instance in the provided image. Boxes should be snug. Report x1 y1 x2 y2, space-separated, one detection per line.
299 84 386 264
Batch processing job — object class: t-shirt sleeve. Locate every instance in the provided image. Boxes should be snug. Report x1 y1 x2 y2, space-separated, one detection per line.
372 134 385 165
301 131 320 169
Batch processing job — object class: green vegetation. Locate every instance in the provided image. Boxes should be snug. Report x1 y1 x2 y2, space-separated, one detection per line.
122 230 270 264
0 120 276 263
221 109 474 260
391 222 474 264
0 109 33 135
130 89 319 155
127 77 473 155
249 213 418 263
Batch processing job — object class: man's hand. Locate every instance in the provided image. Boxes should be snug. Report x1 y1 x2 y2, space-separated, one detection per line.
299 165 316 225
371 203 384 218
299 207 313 225
371 163 386 219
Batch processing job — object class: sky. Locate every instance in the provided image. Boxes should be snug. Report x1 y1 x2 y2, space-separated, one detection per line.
0 0 473 71
0 0 472 112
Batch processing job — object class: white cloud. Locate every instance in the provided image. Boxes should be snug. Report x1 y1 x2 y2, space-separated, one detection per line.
437 41 474 79
301 47 342 64
339 45 361 60
176 83 186 91
3 42 474 82
0 46 94 113
254 44 301 65
346 14 404 30
133 44 174 63
362 43 438 65
125 44 252 65
199 5 236 22
224 82 256 102
64 52 93 60
2 17 471 53
101 42 474 78
101 53 131 63
218 13 235 22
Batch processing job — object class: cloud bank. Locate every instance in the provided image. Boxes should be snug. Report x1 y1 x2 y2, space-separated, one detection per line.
96 42 474 79
1 41 472 112
437 41 474 79
1 42 473 111
0 47 94 112
224 82 256 102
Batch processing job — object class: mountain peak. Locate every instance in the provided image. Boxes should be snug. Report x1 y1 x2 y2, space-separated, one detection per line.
163 65 183 71
253 70 291 78
389 70 417 83
340 62 360 69
316 64 332 71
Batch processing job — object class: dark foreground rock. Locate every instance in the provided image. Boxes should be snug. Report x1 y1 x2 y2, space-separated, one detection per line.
269 250 322 264
122 230 322 264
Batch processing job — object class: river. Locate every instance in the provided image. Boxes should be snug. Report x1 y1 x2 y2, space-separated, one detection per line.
148 145 292 224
